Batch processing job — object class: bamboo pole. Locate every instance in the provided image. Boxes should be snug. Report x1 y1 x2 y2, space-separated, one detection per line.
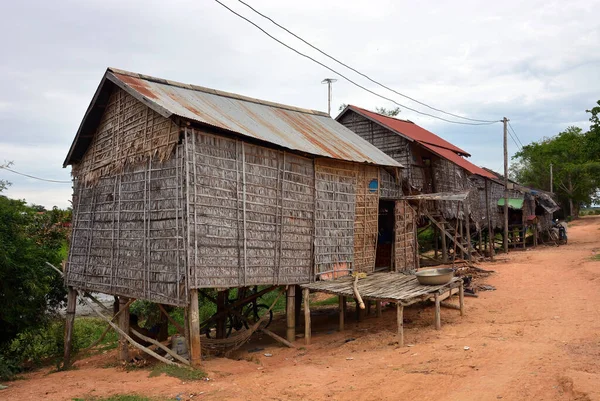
130 328 190 366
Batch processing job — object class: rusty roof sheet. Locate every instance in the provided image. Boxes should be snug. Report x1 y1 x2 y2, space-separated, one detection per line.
342 105 470 156
420 143 496 179
68 68 402 167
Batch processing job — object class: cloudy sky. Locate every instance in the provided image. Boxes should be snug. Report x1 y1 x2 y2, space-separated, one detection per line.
1 0 598 208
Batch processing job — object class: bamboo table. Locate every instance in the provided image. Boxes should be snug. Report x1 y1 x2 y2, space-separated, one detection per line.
301 273 465 346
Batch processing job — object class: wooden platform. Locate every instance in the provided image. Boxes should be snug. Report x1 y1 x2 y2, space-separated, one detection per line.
300 272 464 346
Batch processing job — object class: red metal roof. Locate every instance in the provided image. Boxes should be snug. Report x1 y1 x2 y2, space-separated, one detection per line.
419 142 496 178
347 105 470 156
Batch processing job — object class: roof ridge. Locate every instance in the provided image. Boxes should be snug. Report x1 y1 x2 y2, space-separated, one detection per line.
108 67 330 117
348 105 415 124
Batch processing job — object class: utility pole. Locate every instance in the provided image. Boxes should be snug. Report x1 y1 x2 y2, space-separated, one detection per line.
503 117 509 254
321 78 337 115
550 163 553 193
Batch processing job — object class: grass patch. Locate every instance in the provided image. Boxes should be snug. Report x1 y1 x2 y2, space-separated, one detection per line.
591 254 600 261
313 295 339 307
148 364 206 381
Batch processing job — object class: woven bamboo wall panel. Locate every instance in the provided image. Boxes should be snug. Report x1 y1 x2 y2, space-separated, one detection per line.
72 87 180 185
353 165 379 273
66 151 187 306
394 200 417 272
314 159 357 278
186 129 314 288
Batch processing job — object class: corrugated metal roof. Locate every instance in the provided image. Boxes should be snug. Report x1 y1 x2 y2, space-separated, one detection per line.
419 143 496 179
345 105 470 156
71 68 401 168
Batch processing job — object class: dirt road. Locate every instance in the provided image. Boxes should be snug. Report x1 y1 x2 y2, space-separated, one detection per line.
5 216 600 401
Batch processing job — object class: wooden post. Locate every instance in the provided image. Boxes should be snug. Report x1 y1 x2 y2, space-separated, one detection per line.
118 296 130 362
534 224 538 247
339 296 345 331
286 285 296 343
366 300 372 316
478 229 483 254
434 293 441 330
303 288 311 345
376 301 382 318
434 225 439 259
188 289 202 368
295 284 302 325
441 223 448 263
396 303 404 346
459 281 465 317
465 210 472 261
485 179 494 261
458 218 464 260
63 286 77 367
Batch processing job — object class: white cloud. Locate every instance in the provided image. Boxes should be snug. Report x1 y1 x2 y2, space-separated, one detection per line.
0 0 598 208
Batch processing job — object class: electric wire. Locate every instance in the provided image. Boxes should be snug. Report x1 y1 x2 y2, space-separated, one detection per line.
235 0 499 124
214 0 500 126
508 121 525 148
0 166 71 183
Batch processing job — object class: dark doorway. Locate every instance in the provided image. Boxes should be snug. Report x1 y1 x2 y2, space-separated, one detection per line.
375 200 395 271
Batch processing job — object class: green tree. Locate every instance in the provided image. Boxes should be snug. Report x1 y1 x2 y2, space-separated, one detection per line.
0 195 69 348
512 125 600 217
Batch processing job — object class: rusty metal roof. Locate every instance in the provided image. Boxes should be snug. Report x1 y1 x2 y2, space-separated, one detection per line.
340 105 470 156
64 68 403 168
419 143 496 179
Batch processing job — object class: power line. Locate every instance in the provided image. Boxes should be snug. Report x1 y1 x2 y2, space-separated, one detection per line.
0 166 71 184
214 0 500 126
235 0 498 124
507 129 521 151
507 121 525 148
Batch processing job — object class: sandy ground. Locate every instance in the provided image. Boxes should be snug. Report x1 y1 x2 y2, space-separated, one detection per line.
4 216 600 401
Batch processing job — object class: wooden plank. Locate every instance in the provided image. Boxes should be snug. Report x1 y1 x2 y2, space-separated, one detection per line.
303 288 311 345
63 287 77 367
188 289 202 367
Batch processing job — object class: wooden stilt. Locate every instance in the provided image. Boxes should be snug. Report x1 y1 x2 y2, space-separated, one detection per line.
485 179 494 261
188 289 202 368
303 288 311 345
376 301 382 318
441 223 448 263
396 303 404 346
118 296 130 362
63 286 77 367
534 225 538 247
465 203 472 261
339 296 345 331
434 293 441 330
434 226 439 259
459 280 465 316
295 284 302 325
478 229 483 254
366 300 372 316
286 285 296 343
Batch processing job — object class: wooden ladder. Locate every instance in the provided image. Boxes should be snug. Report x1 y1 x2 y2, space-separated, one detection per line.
427 212 483 261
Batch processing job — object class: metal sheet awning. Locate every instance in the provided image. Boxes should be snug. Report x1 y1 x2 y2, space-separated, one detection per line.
497 198 524 210
400 191 470 201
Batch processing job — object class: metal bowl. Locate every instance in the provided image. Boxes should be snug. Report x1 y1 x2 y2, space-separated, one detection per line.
415 268 454 285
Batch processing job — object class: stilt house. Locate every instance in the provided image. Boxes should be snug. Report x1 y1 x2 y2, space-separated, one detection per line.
336 106 498 259
63 69 424 365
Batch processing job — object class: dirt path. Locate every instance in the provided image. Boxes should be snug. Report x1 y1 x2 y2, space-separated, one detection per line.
5 217 600 401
